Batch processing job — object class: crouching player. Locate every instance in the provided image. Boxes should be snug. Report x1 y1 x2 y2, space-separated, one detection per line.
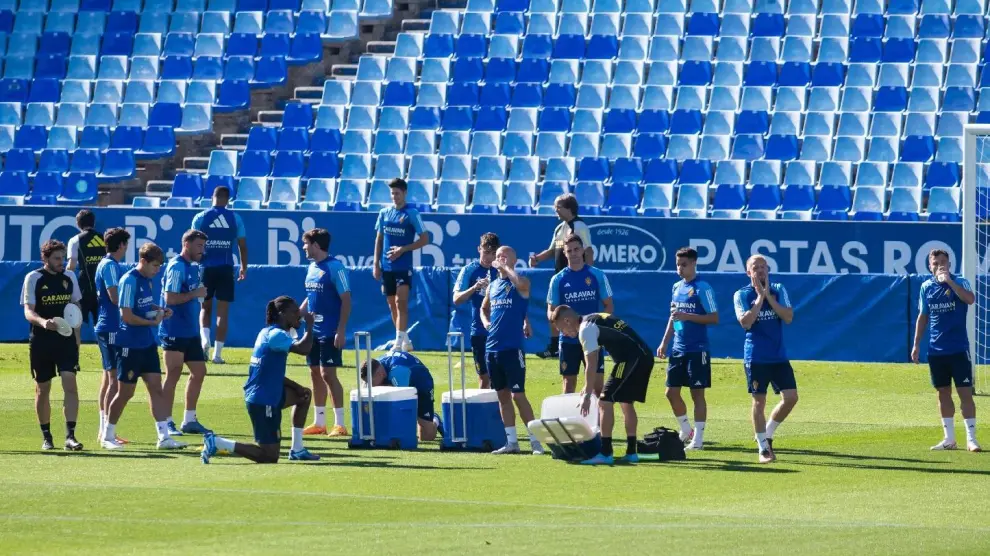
201 296 320 463
361 352 443 441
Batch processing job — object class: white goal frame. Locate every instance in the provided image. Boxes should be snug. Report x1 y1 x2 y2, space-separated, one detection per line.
963 125 988 394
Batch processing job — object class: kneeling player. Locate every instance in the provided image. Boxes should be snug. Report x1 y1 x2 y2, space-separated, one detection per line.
733 255 798 464
911 249 980 452
362 352 443 441
202 297 320 463
553 307 655 465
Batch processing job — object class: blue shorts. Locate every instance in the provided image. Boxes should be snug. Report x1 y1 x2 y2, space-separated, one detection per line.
486 348 526 393
97 332 121 372
247 397 283 445
928 351 973 389
306 337 343 368
667 351 712 389
160 335 206 362
117 346 162 384
745 361 797 395
471 334 488 376
203 265 235 303
559 341 604 376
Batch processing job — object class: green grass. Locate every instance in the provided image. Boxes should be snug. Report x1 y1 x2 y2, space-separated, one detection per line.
0 344 988 555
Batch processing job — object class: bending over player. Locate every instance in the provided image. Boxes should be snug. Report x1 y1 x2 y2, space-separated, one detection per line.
202 296 320 463
552 307 655 465
911 249 980 452
733 255 797 464
361 352 443 441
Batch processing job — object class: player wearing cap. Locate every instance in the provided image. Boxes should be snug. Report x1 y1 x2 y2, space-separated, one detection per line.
21 240 84 451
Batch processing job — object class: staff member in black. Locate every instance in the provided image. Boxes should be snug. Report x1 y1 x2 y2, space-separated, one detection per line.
22 239 84 451
66 209 104 328
529 194 594 359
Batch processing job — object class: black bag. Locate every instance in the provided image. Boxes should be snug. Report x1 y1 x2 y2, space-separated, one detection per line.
637 427 686 461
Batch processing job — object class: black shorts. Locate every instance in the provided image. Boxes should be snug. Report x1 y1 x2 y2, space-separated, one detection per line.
928 351 974 389
602 355 654 404
486 348 527 393
203 265 235 302
81 296 99 325
559 341 604 376
471 334 488 376
307 337 343 368
417 386 436 421
745 361 797 395
117 345 162 384
666 351 712 389
247 396 284 445
30 336 79 383
160 336 207 362
382 269 412 297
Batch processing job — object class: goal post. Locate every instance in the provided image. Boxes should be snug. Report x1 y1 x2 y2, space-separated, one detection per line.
963 124 989 394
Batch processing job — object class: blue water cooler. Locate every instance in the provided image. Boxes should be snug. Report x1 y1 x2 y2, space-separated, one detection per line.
441 389 507 451
349 386 419 450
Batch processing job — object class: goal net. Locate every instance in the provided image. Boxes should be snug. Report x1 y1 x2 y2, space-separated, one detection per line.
963 125 990 394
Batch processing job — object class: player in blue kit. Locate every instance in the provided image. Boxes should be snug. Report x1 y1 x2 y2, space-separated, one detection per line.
298 229 353 438
201 296 320 463
102 243 185 451
192 186 248 364
547 233 613 395
733 255 797 464
362 352 443 441
657 247 719 450
911 249 981 452
481 246 543 455
373 179 430 352
94 227 130 446
160 230 212 437
453 232 501 389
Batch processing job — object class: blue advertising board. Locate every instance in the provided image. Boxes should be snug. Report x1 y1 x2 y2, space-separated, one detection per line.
0 207 961 274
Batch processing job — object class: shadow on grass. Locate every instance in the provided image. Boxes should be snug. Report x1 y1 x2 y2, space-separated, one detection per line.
0 450 176 459
702 444 940 465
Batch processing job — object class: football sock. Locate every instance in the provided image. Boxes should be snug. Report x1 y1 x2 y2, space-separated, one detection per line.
333 408 345 427
40 423 52 442
66 421 76 439
505 427 518 445
965 418 977 442
156 421 170 441
676 414 691 436
214 342 224 359
626 436 637 455
314 407 326 427
756 432 768 452
601 437 613 457
766 419 781 439
694 422 706 445
291 428 304 452
215 436 236 452
184 410 196 424
942 417 956 442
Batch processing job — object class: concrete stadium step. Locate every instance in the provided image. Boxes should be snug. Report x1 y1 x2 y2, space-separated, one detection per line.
256 111 284 126
294 86 324 104
220 134 248 151
401 19 429 32
182 157 210 173
144 181 174 195
367 40 397 55
332 64 358 80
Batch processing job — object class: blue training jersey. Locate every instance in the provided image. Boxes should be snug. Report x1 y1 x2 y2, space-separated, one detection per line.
379 352 434 397
94 254 123 334
455 261 498 338
733 283 792 364
671 278 718 353
117 268 158 349
159 255 202 339
244 326 294 406
547 265 612 345
305 256 350 339
919 275 972 355
486 276 527 352
375 205 425 272
191 206 246 268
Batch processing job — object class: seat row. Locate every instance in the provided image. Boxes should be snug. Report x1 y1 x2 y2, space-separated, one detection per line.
463 0 988 17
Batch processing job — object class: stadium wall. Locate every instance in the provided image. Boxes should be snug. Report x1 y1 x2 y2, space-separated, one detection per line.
0 207 960 275
0 263 940 363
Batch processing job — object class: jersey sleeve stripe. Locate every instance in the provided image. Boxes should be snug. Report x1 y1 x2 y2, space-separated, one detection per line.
336 268 350 292
705 288 718 312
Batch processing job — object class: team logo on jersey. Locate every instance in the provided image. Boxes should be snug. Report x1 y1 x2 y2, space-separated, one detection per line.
209 215 231 229
560 361 567 372
63 280 69 289
687 287 695 297
41 285 48 290
752 380 759 391
398 214 406 223
128 371 135 381
585 277 592 286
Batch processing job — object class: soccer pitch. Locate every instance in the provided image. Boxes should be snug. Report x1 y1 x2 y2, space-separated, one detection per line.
0 345 988 555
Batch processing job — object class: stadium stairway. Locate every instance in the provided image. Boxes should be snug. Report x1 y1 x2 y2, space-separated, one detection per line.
139 0 441 204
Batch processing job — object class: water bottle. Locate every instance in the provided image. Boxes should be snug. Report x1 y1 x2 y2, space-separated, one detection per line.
671 302 683 332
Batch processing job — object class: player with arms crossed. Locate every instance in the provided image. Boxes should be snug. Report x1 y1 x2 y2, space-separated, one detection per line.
66 209 104 332
299 229 352 438
22 240 84 451
192 185 248 364
102 243 185 451
911 249 981 452
95 228 130 445
547 233 613 395
552 308 654 465
733 255 797 464
481 246 542 455
160 230 212 437
373 178 430 352
657 247 719 450
201 296 320 463
362 352 443 440
453 232 501 389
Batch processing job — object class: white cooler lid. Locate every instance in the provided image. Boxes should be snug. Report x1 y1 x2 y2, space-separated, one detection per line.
441 388 500 404
349 386 417 402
